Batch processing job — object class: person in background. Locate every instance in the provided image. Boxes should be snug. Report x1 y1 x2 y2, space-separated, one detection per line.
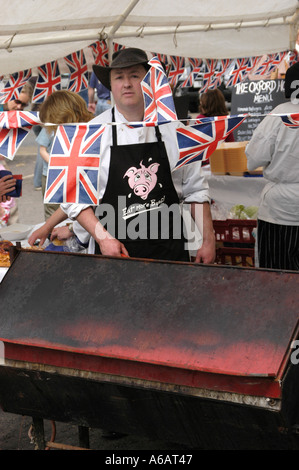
0 81 33 111
0 81 33 221
31 103 43 190
88 71 111 115
35 90 94 220
197 88 234 143
197 88 235 169
245 62 299 270
0 163 16 226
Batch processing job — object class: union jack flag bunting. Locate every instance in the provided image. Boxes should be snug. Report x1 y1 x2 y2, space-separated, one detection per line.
199 59 218 93
226 58 250 86
267 51 288 73
252 55 276 77
0 69 32 103
213 59 232 87
151 53 170 75
168 56 185 87
44 124 104 205
288 51 298 67
254 52 287 76
147 56 166 74
32 61 61 103
0 111 40 129
141 57 177 124
113 43 126 54
0 111 40 160
181 58 203 87
89 40 109 67
242 56 261 79
280 113 299 128
151 52 169 66
64 50 89 93
174 115 247 170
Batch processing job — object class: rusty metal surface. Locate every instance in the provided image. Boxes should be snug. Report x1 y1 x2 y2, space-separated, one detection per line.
0 249 298 382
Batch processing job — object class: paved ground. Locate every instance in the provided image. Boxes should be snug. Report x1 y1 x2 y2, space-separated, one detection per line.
0 131 194 452
0 408 192 451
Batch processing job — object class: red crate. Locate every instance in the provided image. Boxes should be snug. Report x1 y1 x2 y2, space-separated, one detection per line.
213 219 257 244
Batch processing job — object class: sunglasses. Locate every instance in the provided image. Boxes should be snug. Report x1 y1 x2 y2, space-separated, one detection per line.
14 99 28 107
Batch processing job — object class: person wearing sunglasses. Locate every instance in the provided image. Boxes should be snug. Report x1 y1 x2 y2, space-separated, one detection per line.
0 81 33 111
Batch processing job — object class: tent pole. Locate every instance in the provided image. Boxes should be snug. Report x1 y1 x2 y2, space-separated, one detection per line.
289 8 299 50
108 0 140 37
107 37 115 106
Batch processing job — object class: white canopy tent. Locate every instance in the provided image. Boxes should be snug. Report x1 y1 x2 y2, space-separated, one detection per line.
0 0 298 76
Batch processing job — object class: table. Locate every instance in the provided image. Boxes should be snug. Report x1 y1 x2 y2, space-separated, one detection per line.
207 174 267 210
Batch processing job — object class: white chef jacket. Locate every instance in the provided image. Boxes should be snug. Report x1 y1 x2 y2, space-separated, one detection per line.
64 107 211 250
245 101 299 225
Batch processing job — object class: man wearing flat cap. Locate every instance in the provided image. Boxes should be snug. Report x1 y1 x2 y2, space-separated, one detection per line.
60 48 215 263
246 61 299 270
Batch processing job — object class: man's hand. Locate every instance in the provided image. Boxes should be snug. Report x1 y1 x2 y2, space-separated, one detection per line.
98 237 129 257
88 102 96 114
28 225 50 247
95 221 129 257
51 225 73 241
194 238 215 264
190 201 216 264
28 207 68 247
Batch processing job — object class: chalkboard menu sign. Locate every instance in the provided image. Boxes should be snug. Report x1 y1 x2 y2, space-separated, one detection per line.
230 79 288 141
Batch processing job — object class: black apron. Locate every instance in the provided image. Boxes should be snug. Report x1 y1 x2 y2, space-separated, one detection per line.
95 108 189 261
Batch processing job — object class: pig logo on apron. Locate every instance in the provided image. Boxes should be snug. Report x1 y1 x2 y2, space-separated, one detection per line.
124 160 160 200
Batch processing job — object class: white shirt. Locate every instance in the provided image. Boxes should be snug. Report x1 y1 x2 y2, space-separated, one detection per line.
63 107 211 249
245 101 299 225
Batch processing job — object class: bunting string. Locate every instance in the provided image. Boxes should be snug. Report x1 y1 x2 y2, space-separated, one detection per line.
0 109 298 204
0 39 296 106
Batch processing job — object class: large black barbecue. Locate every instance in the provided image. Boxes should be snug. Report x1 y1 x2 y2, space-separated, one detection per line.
1 247 299 449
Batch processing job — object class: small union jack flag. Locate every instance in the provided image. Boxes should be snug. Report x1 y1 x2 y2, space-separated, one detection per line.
212 59 232 88
288 51 298 67
64 50 89 93
141 56 177 124
267 51 288 73
0 69 32 103
151 52 170 75
199 59 218 93
181 58 203 87
280 113 299 128
175 115 247 170
226 58 250 86
45 124 104 205
0 110 40 160
32 61 61 103
113 43 126 54
252 55 274 77
152 52 168 64
168 56 185 87
242 56 261 79
89 40 109 66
